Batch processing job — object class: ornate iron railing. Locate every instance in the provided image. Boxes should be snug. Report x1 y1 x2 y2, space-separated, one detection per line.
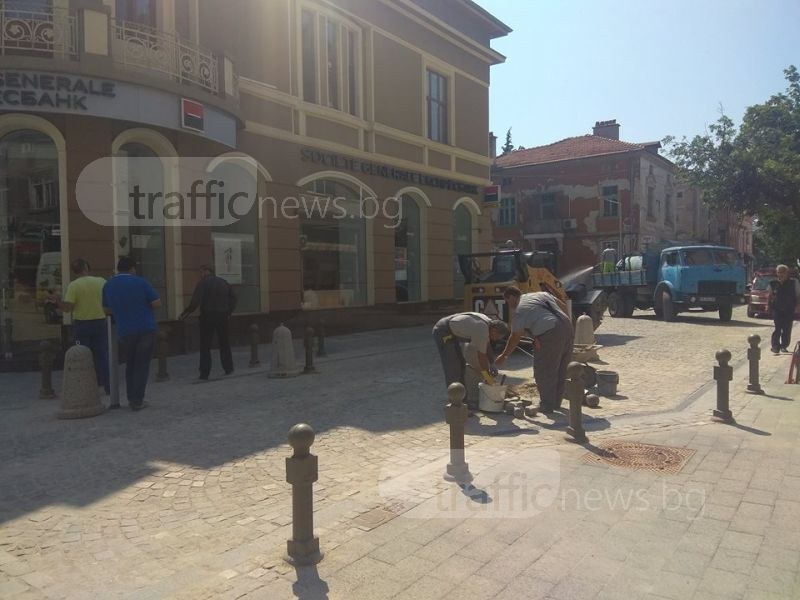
0 5 77 57
111 19 219 94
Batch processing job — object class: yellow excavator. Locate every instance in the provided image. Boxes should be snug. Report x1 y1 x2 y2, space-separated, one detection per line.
458 249 607 329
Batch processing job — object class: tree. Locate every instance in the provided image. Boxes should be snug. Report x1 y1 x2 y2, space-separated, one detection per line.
665 66 800 263
501 127 514 155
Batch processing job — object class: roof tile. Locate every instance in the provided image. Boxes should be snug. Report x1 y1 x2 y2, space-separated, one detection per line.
495 135 649 168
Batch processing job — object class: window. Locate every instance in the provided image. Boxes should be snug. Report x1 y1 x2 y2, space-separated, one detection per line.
665 192 673 223
301 10 317 103
497 196 516 226
116 0 157 27
325 19 339 109
647 186 655 219
301 10 360 115
29 175 57 210
602 186 618 217
427 70 448 143
540 193 556 219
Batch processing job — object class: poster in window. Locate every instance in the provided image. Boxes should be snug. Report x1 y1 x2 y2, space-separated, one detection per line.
213 234 243 284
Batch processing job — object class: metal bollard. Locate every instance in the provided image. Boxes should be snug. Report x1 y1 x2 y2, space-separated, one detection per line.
248 324 260 367
316 319 327 357
38 340 55 399
303 325 316 374
713 349 734 422
285 423 323 566
156 330 170 382
746 335 763 394
565 362 588 443
444 382 473 483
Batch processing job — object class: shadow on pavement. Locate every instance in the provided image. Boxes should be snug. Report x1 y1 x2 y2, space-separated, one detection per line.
293 565 329 600
594 333 642 348
728 422 771 436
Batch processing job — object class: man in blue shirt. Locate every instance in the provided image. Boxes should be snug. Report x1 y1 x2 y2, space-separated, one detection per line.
102 256 161 411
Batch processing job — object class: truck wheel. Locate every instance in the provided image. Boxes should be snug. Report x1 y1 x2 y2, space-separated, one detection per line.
719 305 733 322
608 291 623 317
622 294 635 317
662 290 676 322
746 305 755 318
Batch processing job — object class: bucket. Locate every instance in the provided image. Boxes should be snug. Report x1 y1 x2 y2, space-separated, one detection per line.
596 370 619 396
478 383 507 412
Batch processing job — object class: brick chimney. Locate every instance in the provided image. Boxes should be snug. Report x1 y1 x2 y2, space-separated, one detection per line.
489 131 497 158
593 119 620 140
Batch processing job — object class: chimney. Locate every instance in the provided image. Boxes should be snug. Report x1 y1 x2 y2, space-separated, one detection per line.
489 131 497 158
593 119 620 140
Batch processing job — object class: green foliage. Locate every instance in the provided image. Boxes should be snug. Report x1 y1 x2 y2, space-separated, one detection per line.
501 127 514 155
753 210 800 266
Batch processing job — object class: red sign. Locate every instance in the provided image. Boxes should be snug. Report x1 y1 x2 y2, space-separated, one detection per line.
181 98 204 132
484 184 500 204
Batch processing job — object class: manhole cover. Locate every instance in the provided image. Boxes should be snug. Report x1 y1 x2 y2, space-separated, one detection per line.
582 441 695 474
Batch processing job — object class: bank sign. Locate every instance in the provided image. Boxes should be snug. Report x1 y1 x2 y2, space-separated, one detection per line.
0 71 116 110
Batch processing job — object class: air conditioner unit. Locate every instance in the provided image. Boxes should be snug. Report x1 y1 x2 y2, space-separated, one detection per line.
562 218 577 230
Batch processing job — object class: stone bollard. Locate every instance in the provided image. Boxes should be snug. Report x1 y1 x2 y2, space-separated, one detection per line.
746 335 764 394
303 325 316 374
444 382 473 483
574 314 595 346
248 324 260 367
316 320 327 357
713 349 734 422
284 423 323 566
38 340 56 399
156 330 169 382
269 324 301 378
58 344 105 419
565 362 588 443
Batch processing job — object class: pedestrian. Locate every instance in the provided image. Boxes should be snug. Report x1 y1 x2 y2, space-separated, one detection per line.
495 286 574 414
601 246 618 273
179 265 237 380
102 256 161 411
432 312 508 406
61 258 109 395
768 264 800 354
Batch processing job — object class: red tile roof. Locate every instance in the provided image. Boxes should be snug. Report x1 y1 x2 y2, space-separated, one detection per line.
495 135 652 168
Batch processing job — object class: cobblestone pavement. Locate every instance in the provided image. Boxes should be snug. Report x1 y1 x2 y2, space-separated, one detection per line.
0 307 797 599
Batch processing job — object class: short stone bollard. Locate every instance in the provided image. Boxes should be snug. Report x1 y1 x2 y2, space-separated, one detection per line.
284 423 323 566
58 344 105 419
248 324 260 367
156 330 170 382
712 349 734 422
38 340 56 399
316 320 327 357
444 382 473 483
746 335 764 394
565 362 588 443
303 325 316 374
269 324 301 378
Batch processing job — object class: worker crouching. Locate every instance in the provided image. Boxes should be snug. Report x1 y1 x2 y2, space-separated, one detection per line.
432 312 509 410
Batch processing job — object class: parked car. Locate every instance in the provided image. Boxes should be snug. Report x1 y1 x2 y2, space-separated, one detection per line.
747 268 800 318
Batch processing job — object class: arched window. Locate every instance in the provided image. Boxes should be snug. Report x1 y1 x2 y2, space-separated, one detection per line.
300 179 367 308
452 203 473 298
117 142 168 317
0 129 62 351
395 195 421 302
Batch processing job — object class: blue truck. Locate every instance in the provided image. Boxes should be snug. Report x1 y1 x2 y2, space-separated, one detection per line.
592 244 748 322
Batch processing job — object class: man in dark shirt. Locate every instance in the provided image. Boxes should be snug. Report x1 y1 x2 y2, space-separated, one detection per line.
180 265 237 379
768 264 800 354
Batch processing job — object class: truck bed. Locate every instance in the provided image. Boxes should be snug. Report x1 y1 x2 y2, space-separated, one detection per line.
592 270 647 288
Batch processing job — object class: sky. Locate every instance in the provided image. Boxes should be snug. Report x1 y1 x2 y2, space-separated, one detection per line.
473 0 800 151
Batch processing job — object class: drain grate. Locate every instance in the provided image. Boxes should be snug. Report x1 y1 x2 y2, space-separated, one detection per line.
582 441 695 474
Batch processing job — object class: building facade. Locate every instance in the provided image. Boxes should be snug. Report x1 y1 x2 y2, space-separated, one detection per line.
491 120 752 275
0 0 509 364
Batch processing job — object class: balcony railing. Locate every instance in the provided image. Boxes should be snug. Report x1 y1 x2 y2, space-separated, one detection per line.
0 5 76 57
111 19 219 94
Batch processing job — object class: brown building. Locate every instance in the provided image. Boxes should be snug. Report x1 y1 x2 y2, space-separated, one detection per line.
491 119 752 275
0 0 509 365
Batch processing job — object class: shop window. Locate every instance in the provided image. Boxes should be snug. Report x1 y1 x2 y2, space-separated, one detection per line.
301 179 367 309
427 70 448 143
602 186 618 217
117 142 167 318
395 196 421 302
452 204 472 298
0 129 62 353
209 161 260 313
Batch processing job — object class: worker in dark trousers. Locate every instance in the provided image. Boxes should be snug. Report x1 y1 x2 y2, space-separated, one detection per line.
769 264 800 354
432 312 508 405
495 286 574 414
180 265 237 380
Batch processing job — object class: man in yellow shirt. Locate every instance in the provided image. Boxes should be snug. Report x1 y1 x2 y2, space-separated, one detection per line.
62 259 109 395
